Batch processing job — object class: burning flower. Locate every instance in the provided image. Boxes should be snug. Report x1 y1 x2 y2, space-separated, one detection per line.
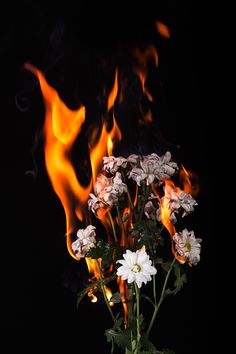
128 151 178 186
72 225 96 259
103 156 128 174
27 61 203 354
173 229 202 265
94 172 127 206
116 249 157 288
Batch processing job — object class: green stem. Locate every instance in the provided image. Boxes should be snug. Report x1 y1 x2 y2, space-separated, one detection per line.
108 210 118 243
134 283 141 354
137 185 151 223
116 206 131 247
95 259 115 323
153 273 157 305
147 257 176 338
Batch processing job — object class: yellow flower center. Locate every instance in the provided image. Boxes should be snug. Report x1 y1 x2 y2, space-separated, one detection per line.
131 264 141 273
184 241 192 251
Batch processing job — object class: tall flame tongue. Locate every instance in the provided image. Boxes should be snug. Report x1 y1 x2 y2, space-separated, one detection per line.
89 68 121 186
25 63 91 259
25 64 121 302
180 165 200 198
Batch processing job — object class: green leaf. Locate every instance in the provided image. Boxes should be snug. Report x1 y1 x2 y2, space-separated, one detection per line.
141 294 155 308
141 336 158 353
163 349 175 354
110 292 125 304
173 262 187 295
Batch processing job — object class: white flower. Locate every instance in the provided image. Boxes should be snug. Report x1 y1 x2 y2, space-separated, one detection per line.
128 152 178 186
173 229 202 265
144 201 157 220
88 193 105 215
156 207 177 224
163 185 197 218
95 172 127 206
72 225 96 259
116 249 157 288
127 154 141 166
103 156 128 174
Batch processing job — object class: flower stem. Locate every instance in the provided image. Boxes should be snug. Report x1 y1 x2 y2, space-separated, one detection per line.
108 210 118 243
147 257 176 338
134 283 141 354
95 259 115 323
153 273 157 305
116 206 131 248
137 185 151 223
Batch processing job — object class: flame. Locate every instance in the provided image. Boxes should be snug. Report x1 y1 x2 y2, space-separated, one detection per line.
117 276 128 324
86 258 114 305
179 165 200 198
107 68 118 111
24 63 92 259
155 21 170 38
152 181 185 263
89 69 121 186
133 45 158 101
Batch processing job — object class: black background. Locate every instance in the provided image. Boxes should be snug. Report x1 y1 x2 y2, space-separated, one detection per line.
1 1 218 353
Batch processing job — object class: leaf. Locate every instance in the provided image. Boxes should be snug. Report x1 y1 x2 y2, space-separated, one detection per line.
163 349 175 354
110 292 125 304
173 262 187 295
160 260 172 273
141 336 158 353
76 288 89 308
141 293 155 308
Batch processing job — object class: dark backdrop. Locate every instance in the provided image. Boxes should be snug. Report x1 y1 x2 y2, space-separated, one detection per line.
0 1 218 353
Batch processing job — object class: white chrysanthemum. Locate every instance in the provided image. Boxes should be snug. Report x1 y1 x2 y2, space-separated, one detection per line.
173 229 202 265
88 193 105 215
116 249 157 288
95 172 127 206
103 156 128 174
128 152 178 186
144 201 157 220
72 225 96 259
163 185 197 217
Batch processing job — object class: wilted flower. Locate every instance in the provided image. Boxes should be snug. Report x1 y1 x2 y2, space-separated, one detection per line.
103 156 128 174
144 201 157 220
88 193 105 215
95 172 127 206
116 249 157 288
173 228 202 265
72 225 96 259
128 151 178 186
163 184 197 217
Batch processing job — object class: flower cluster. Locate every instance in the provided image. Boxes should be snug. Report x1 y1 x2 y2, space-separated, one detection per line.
72 151 202 354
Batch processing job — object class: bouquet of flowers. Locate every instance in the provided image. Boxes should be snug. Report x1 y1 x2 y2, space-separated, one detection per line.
72 151 202 354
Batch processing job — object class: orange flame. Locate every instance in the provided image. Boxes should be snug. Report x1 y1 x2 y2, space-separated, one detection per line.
89 69 121 186
25 64 123 305
117 276 128 324
155 21 171 39
179 165 200 198
152 181 185 263
86 258 114 305
133 45 158 101
24 63 92 259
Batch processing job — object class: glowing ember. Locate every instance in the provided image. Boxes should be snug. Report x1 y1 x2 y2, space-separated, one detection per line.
155 21 171 38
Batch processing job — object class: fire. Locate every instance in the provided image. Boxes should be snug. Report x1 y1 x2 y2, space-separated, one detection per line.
133 45 158 102
86 258 114 305
152 180 185 263
117 276 128 324
155 21 170 39
180 165 200 197
25 64 121 302
89 68 121 186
